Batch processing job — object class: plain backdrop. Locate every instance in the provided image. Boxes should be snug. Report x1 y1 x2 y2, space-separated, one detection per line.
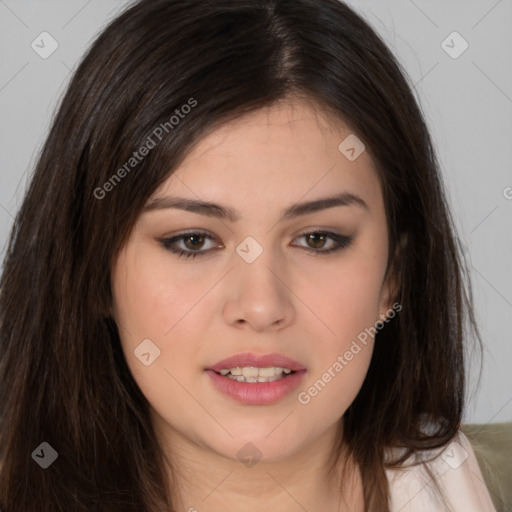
0 0 511 425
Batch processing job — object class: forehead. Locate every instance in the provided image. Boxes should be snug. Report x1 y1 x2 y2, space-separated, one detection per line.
151 98 383 216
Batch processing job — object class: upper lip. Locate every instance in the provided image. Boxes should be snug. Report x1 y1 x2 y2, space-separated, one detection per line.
206 352 306 372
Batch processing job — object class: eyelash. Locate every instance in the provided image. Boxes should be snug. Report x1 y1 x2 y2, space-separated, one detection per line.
158 230 354 260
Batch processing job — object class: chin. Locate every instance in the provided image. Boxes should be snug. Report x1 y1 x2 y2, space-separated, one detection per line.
206 427 307 465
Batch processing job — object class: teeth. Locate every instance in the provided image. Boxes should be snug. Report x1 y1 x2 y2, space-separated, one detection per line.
216 366 295 382
232 374 281 383
243 367 260 377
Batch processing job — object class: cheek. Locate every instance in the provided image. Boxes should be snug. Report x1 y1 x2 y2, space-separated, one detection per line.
112 248 206 339
297 271 379 424
112 248 211 389
112 252 205 414
299 244 386 412
309 255 386 345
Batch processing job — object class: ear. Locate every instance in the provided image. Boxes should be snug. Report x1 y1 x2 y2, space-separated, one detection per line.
378 233 405 320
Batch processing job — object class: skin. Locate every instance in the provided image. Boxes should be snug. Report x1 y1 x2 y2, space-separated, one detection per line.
112 96 397 512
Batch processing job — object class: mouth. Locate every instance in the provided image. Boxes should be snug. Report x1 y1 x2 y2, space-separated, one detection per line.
206 351 306 374
212 366 296 383
205 352 307 405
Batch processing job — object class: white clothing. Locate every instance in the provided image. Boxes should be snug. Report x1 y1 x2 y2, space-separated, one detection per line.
386 430 497 511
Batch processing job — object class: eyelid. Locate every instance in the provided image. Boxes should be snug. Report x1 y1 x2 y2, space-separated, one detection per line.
158 229 220 253
157 228 354 259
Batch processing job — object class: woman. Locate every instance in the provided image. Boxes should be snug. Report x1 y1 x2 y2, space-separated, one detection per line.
0 0 497 510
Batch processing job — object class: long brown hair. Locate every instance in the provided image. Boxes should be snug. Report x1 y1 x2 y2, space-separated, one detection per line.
0 0 483 510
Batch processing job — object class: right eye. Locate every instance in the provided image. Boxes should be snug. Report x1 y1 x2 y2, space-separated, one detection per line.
158 230 221 259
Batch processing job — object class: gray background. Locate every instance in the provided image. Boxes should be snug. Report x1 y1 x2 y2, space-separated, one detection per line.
0 0 510 425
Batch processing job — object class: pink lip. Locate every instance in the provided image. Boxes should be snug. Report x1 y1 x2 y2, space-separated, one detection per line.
206 352 306 372
205 369 307 405
205 352 307 405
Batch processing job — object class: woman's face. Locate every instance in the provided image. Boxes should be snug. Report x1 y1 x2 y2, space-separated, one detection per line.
112 98 395 466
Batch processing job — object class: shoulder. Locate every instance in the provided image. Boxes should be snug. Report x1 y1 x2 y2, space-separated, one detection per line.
384 430 497 512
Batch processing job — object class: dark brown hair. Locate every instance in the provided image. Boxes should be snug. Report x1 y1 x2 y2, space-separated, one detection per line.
0 0 483 510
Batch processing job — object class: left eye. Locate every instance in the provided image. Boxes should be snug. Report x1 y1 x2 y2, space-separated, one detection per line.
159 230 354 260
159 231 219 259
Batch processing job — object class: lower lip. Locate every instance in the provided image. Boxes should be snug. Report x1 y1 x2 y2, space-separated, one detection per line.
205 369 307 405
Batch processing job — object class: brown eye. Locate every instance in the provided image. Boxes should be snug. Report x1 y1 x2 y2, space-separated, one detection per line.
159 230 353 260
159 231 219 259
183 234 206 251
305 233 329 249
294 231 354 255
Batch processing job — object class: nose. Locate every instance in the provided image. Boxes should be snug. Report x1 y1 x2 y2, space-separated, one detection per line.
222 248 295 332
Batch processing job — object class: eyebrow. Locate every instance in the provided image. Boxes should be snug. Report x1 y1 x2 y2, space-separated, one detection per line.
143 191 369 222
